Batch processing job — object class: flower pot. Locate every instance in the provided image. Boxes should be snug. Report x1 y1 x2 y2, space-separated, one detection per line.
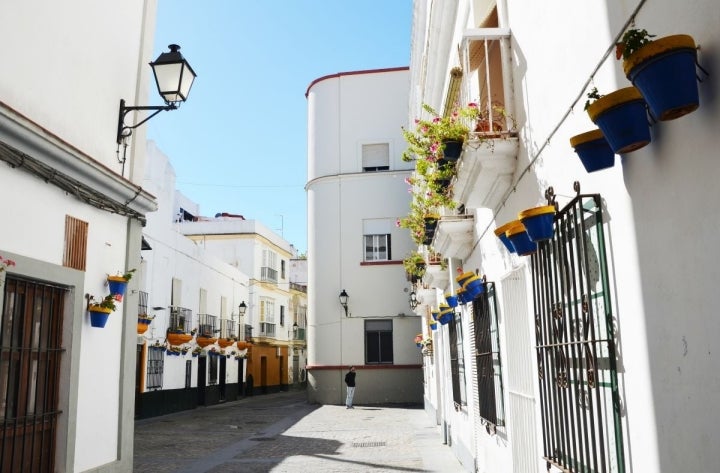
431 311 439 321
107 276 128 302
137 322 150 334
494 221 517 253
236 340 249 350
586 87 650 154
442 139 464 161
570 129 616 172
519 205 556 242
218 338 235 349
456 287 470 305
196 336 217 348
455 271 475 287
429 322 438 331
624 35 699 121
88 305 111 328
505 221 537 256
167 332 193 345
445 293 458 308
462 276 485 300
424 214 440 234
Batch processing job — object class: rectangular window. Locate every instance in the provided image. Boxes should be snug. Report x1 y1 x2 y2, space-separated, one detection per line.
473 282 505 426
365 319 393 364
280 306 285 326
362 143 390 171
259 298 275 323
63 215 88 270
184 361 191 389
449 312 467 407
147 346 164 390
208 355 218 385
364 234 391 261
281 260 286 279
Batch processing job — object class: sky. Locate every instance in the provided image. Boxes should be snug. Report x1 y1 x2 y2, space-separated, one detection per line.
148 1 413 255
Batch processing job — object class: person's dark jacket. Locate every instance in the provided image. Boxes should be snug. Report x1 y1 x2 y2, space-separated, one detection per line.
344 371 356 387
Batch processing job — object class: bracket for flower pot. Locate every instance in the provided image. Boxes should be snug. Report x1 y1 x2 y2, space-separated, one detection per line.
624 35 707 121
586 87 650 154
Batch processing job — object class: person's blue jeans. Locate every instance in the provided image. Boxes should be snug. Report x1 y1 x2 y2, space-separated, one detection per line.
346 386 355 407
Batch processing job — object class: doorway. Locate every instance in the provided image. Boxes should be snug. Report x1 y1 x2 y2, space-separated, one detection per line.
260 356 267 394
219 356 226 401
197 356 206 405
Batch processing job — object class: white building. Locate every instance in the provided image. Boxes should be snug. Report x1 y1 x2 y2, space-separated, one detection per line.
135 142 250 417
305 67 424 404
0 1 161 470
409 1 720 472
179 206 306 394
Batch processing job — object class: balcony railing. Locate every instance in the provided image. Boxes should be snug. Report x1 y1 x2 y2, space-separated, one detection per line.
169 306 192 333
220 318 236 339
197 313 217 337
259 322 276 337
293 327 306 341
260 266 278 283
138 291 149 317
243 324 253 341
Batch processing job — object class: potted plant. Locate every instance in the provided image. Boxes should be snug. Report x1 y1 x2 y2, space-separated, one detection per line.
403 251 427 283
137 313 154 334
617 28 702 121
218 335 237 348
585 86 651 154
88 294 117 328
191 346 203 357
402 104 471 163
107 268 135 302
0 255 16 287
569 129 616 173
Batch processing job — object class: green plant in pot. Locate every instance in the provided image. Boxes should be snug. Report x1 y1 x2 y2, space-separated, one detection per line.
403 251 427 283
617 28 703 120
402 104 471 163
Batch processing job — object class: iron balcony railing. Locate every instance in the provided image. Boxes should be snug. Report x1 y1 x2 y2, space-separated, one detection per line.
260 266 278 283
293 327 306 341
259 322 276 337
169 306 192 333
220 318 236 339
197 313 217 337
138 291 149 317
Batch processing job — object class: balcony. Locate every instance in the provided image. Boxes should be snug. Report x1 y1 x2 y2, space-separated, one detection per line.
169 306 192 333
259 322 276 338
197 313 218 338
424 264 449 291
434 214 475 260
260 266 278 284
453 137 518 209
293 327 306 341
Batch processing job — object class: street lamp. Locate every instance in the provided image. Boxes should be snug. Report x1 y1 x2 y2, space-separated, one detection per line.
409 291 418 309
339 289 349 317
116 44 196 144
238 301 247 317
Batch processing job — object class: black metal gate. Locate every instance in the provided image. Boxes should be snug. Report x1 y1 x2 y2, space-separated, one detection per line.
531 185 624 472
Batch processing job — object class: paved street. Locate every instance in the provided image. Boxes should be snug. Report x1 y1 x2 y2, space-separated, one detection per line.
134 390 467 472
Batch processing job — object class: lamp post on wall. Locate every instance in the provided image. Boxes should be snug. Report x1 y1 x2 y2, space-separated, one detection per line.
339 289 349 317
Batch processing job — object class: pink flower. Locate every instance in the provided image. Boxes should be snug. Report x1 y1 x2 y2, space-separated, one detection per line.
467 102 478 108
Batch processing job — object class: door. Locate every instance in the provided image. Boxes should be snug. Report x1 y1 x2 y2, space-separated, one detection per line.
1 277 65 473
197 356 206 405
260 356 267 394
238 358 244 395
135 344 143 418
219 356 226 401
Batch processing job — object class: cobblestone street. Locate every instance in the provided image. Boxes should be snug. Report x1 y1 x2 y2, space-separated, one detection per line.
134 390 467 472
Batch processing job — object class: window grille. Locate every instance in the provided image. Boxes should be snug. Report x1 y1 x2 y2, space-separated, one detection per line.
63 215 88 271
365 319 393 364
259 322 276 337
473 281 505 427
1 277 64 472
138 291 149 317
220 318 236 339
532 186 624 472
449 311 467 407
147 346 164 390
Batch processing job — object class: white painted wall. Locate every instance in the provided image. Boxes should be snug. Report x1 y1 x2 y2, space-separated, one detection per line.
412 0 720 472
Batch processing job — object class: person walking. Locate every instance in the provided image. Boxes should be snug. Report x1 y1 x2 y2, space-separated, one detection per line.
344 366 356 409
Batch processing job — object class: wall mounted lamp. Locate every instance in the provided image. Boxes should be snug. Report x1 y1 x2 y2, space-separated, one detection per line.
409 291 418 309
116 44 196 145
339 289 349 317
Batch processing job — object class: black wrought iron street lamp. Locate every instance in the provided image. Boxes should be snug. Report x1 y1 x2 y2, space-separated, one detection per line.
339 289 349 317
116 44 196 144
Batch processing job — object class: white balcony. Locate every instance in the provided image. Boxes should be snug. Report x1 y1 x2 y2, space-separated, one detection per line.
433 214 475 260
453 136 518 210
424 263 449 291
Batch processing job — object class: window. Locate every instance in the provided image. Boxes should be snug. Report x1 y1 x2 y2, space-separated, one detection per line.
147 346 164 389
531 192 624 472
259 298 275 323
473 282 505 426
281 260 286 279
261 249 278 283
364 234 390 261
365 319 393 364
362 143 390 171
63 215 88 270
184 361 192 389
208 355 218 385
449 312 467 407
280 305 285 326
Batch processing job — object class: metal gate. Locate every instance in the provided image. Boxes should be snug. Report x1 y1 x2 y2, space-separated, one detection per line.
1 277 65 472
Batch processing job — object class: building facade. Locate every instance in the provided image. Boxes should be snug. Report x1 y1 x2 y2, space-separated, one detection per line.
408 1 720 472
305 67 424 405
0 1 160 470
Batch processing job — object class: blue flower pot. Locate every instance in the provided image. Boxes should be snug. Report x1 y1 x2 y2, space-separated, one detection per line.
445 293 458 308
463 277 485 300
506 222 537 256
625 35 699 121
439 312 453 325
430 322 438 331
89 309 110 328
107 277 128 302
570 129 616 173
519 206 556 242
587 87 650 154
494 221 518 253
431 312 439 321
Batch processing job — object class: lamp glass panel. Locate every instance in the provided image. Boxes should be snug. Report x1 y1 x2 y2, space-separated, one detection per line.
153 62 184 102
178 65 196 100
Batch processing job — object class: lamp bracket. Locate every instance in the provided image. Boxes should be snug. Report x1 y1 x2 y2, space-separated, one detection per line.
117 99 177 144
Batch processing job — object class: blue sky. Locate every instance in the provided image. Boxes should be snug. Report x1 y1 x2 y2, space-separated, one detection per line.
148 1 413 255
